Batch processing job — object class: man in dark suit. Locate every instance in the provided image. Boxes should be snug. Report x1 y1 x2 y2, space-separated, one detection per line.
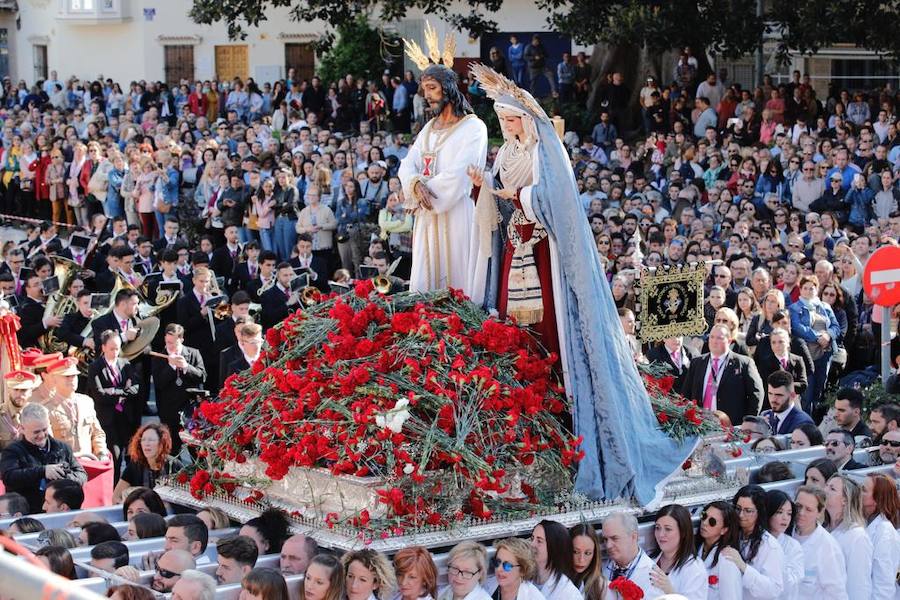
209 226 242 294
760 370 814 435
756 328 807 409
260 262 300 330
176 267 217 393
152 217 186 253
645 337 695 392
232 241 261 292
288 234 330 293
833 388 873 438
87 329 141 481
16 274 63 349
151 324 206 454
218 316 254 390
133 237 157 276
214 291 252 357
143 249 186 350
681 323 765 427
246 251 278 301
754 310 815 379
221 322 263 384
90 288 141 350
825 428 866 471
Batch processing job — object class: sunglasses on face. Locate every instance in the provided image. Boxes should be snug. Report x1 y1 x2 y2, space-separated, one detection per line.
701 511 718 527
825 440 844 448
492 559 520 572
880 439 900 447
156 567 181 579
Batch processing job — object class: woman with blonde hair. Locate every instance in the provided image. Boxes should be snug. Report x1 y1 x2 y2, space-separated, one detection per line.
486 537 543 600
342 548 396 600
393 546 437 600
46 148 69 225
133 156 159 238
823 474 872 600
197 506 232 532
746 288 785 353
439 541 490 600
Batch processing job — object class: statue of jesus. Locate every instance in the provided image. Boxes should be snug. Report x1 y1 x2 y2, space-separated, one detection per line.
398 56 487 294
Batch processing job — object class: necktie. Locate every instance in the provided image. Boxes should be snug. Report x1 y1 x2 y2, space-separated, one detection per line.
15 278 21 295
671 351 681 370
109 363 120 386
283 287 290 299
780 357 787 370
703 357 720 410
611 566 628 581
250 264 257 279
198 294 205 307
120 319 127 331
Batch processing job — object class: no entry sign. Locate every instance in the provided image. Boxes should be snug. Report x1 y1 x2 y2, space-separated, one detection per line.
863 245 900 307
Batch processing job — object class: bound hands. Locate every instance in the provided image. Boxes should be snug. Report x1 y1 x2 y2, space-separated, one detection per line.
466 165 484 188
413 181 436 211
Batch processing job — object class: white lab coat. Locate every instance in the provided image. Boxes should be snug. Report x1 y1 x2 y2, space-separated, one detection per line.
774 533 804 600
740 532 785 600
865 515 898 600
794 524 848 599
701 548 743 600
604 552 664 600
831 523 872 600
437 586 492 600
664 555 709 600
484 579 545 600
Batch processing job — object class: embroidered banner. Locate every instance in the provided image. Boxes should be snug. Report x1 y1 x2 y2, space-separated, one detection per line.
637 263 707 342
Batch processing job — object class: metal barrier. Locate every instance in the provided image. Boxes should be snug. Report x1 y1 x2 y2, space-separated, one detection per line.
0 505 129 531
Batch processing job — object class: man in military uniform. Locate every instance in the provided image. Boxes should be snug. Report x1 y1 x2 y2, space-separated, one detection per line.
0 370 40 450
29 352 62 405
44 357 109 462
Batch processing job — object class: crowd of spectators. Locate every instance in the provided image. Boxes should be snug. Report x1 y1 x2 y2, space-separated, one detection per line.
0 46 898 599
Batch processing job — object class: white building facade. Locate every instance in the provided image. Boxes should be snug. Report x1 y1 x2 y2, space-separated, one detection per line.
0 0 592 86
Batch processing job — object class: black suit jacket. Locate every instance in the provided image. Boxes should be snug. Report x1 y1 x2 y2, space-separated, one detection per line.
219 345 241 389
86 356 141 441
210 246 239 293
57 311 92 350
757 352 808 406
841 457 867 471
760 405 815 435
260 284 294 330
90 311 137 350
289 255 330 292
223 354 250 384
681 351 765 426
151 345 206 422
16 296 47 349
646 344 696 392
176 292 215 361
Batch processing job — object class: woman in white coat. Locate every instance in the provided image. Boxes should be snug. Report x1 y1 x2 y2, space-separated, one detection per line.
793 486 848 599
485 538 545 600
696 501 742 600
529 520 582 600
437 542 492 600
569 524 607 600
859 473 900 600
824 474 872 600
764 490 803 600
722 485 784 599
648 504 708 599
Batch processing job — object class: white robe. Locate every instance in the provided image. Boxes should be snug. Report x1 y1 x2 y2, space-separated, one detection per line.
398 115 487 294
831 523 873 600
865 514 899 600
794 524 848 600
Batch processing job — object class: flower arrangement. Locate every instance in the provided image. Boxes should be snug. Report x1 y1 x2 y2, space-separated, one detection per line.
642 361 722 441
175 286 722 538
177 286 581 537
608 576 644 600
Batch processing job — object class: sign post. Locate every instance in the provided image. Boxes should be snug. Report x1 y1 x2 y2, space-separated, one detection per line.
862 246 900 384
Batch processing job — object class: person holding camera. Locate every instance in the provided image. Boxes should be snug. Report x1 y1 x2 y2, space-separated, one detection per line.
335 179 370 275
0 402 87 514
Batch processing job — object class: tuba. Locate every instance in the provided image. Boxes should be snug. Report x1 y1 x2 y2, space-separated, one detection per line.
39 256 83 354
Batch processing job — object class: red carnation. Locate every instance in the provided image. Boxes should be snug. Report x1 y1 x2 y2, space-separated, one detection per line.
708 575 719 585
657 411 670 424
608 576 644 600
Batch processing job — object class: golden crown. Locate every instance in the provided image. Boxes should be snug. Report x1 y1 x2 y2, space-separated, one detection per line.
403 20 456 72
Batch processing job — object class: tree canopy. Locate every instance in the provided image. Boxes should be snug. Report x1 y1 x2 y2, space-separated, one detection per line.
189 0 900 63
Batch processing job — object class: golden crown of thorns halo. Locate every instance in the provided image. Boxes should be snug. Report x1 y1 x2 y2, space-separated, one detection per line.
468 62 550 124
403 20 456 72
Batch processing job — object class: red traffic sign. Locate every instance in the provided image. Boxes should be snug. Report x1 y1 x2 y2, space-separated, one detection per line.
863 245 900 307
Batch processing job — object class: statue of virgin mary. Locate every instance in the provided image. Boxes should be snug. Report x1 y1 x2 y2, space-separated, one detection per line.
467 64 696 507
